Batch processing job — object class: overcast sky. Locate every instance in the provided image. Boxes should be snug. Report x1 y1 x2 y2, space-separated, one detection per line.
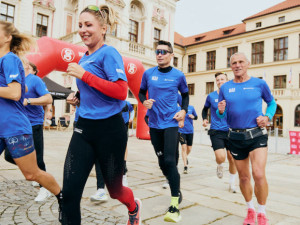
174 0 284 37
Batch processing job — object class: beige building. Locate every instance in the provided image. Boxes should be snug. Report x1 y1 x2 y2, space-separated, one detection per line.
1 0 178 125
174 0 300 137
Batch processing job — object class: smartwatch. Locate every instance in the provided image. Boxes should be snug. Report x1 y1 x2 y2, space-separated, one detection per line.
27 98 31 105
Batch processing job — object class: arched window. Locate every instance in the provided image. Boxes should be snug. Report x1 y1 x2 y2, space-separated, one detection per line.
295 104 300 127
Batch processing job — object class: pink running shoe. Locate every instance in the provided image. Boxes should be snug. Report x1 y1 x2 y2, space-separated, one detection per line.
127 198 142 225
243 208 256 225
257 213 269 225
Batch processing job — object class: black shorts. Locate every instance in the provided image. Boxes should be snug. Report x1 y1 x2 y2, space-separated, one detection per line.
209 130 229 151
179 133 194 146
229 134 268 160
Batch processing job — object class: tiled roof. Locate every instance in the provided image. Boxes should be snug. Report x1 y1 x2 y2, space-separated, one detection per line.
174 23 245 47
244 0 300 21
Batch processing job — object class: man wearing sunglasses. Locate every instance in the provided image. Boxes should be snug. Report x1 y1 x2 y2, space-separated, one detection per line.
139 40 189 223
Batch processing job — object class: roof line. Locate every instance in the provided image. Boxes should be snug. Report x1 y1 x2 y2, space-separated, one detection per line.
242 4 300 22
175 19 300 48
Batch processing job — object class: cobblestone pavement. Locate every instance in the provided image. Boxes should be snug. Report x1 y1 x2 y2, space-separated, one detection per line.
0 130 300 225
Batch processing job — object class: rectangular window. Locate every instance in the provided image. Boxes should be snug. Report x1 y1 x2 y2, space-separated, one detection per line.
252 41 264 64
153 28 160 45
173 57 178 67
129 19 138 42
188 54 196 73
36 13 48 37
206 51 216 70
279 16 285 23
206 82 214 94
188 83 195 95
0 2 15 22
274 37 288 61
256 22 262 28
227 46 238 67
274 75 286 89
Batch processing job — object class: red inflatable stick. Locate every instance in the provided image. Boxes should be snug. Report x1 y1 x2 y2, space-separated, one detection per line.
27 37 150 139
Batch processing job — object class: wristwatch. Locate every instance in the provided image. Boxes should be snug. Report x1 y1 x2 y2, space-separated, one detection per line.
27 98 31 105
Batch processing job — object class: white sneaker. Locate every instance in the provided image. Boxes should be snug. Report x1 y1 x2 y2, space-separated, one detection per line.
229 184 237 193
122 175 128 187
34 187 51 202
32 181 39 187
217 164 223 179
90 188 108 203
162 180 169 189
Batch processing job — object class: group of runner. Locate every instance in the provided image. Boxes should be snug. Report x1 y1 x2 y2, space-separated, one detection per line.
0 3 276 225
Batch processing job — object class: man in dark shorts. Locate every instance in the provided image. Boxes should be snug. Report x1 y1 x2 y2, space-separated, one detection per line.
202 72 237 192
218 52 276 225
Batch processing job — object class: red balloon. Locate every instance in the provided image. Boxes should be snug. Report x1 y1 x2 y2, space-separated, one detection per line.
27 37 150 139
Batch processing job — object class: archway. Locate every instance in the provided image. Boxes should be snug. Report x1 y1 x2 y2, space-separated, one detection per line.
27 37 149 139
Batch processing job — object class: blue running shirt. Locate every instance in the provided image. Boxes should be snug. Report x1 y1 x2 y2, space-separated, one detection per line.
219 77 273 129
24 74 50 126
0 52 32 138
77 45 127 119
205 91 229 131
140 67 188 129
179 105 197 134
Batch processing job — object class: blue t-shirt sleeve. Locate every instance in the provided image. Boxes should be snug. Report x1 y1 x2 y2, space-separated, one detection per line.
3 55 23 85
102 47 127 82
140 71 148 90
260 80 273 103
34 77 50 97
204 95 211 108
178 73 188 94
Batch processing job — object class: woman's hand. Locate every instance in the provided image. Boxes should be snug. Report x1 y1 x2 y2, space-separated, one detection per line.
67 63 85 79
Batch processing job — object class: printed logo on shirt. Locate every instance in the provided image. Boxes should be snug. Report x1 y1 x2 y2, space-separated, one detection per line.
116 68 125 74
229 88 235 93
164 79 174 82
152 76 158 81
9 74 19 79
243 87 254 90
215 99 218 103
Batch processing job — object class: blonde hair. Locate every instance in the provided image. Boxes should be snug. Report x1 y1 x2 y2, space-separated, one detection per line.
0 21 36 61
81 4 119 40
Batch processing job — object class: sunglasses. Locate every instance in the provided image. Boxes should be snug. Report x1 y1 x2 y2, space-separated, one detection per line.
155 49 172 55
87 5 104 18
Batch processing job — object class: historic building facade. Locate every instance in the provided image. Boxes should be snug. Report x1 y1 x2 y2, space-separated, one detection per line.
174 0 300 137
1 0 178 125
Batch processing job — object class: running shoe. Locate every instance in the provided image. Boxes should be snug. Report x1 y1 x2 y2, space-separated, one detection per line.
127 198 142 225
90 188 108 203
123 175 129 187
32 181 39 187
216 164 223 179
243 208 256 225
257 213 269 225
162 180 169 189
183 166 188 174
34 187 51 202
164 205 182 223
229 184 236 193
